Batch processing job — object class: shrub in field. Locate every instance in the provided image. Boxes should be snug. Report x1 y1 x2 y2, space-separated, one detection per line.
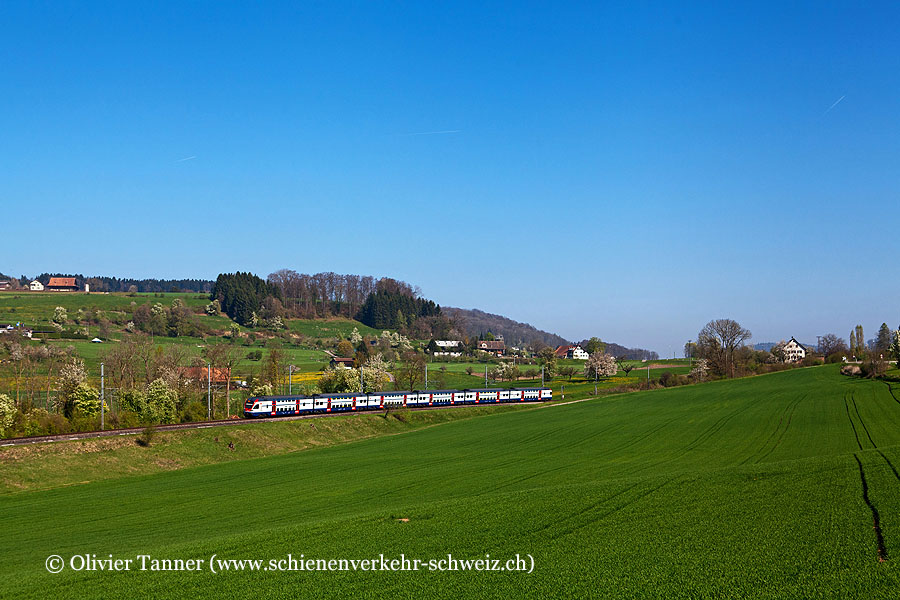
179 401 207 423
860 358 887 379
136 425 156 447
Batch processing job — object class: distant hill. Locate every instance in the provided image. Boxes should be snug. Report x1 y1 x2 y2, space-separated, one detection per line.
444 307 659 359
444 307 568 348
581 341 658 361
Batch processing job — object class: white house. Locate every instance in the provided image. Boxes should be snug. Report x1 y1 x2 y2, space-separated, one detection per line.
29 280 44 291
434 340 463 357
554 345 590 360
784 337 807 363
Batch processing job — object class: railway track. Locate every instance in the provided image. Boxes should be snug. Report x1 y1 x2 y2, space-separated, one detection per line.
0 402 535 447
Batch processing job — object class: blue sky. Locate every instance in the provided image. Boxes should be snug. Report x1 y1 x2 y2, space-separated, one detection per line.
2 2 898 354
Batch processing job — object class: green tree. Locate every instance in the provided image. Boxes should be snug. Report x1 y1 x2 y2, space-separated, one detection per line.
537 347 558 380
70 383 101 416
336 340 355 358
318 368 361 393
876 323 892 354
584 337 605 355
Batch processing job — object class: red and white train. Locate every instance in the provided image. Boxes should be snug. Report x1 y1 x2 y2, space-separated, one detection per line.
243 387 552 418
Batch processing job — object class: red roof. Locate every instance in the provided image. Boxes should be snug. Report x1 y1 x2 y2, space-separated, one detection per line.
555 345 573 358
47 277 77 288
178 366 232 383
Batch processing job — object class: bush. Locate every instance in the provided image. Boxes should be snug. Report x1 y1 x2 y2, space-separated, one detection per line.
826 353 847 364
179 401 207 423
136 426 156 447
860 358 887 379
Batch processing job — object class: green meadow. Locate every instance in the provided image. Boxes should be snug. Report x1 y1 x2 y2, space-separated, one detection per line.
2 365 900 598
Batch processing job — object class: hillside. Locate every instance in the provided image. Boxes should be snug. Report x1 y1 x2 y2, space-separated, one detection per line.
3 367 900 597
444 307 567 347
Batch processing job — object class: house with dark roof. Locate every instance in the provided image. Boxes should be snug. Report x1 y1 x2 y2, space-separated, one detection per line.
0 280 10 290
477 340 505 356
47 277 79 292
784 337 807 363
330 357 356 369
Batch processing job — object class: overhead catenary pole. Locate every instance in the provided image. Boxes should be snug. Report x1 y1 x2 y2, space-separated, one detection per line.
541 365 544 387
100 362 104 431
289 364 292 395
425 363 428 390
207 363 211 421
485 364 488 387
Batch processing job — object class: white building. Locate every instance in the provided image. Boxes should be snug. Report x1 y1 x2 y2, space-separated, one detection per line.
29 280 44 291
434 340 463 357
784 337 807 363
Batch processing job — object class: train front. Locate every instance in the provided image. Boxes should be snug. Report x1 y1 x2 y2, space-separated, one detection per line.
243 397 262 418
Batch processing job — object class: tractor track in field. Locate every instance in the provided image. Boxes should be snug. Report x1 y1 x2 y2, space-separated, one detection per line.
550 478 674 541
883 380 900 405
632 400 757 477
876 450 900 483
749 395 802 465
851 397 878 449
845 395 864 451
0 402 545 448
854 454 889 562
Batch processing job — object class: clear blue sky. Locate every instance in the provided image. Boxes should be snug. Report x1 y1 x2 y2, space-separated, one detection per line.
2 2 898 354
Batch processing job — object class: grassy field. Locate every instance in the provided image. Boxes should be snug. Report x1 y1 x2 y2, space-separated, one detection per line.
2 365 900 598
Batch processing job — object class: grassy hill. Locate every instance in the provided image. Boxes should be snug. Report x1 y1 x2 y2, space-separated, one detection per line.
2 366 900 597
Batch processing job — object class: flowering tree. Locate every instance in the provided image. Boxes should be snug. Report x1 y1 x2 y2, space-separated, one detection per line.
584 352 617 379
690 359 710 381
145 379 178 424
890 330 900 363
53 306 68 324
0 394 14 438
205 300 221 315
349 327 362 345
362 356 392 391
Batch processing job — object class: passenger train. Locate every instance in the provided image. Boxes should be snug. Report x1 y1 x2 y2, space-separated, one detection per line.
243 387 552 418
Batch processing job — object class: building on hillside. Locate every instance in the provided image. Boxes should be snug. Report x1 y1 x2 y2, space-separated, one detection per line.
46 277 79 292
784 337 807 363
330 357 355 369
433 340 463 357
178 366 232 384
477 340 505 356
554 345 590 360
29 280 44 291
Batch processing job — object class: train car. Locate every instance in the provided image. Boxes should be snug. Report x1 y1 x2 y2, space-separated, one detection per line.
244 387 552 418
467 388 500 404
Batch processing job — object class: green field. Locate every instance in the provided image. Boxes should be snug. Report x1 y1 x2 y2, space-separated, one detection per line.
2 365 900 597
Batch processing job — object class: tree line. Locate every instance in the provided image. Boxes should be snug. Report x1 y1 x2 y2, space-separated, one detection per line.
14 273 215 293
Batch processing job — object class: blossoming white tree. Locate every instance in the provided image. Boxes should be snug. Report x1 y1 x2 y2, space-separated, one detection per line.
585 352 617 379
